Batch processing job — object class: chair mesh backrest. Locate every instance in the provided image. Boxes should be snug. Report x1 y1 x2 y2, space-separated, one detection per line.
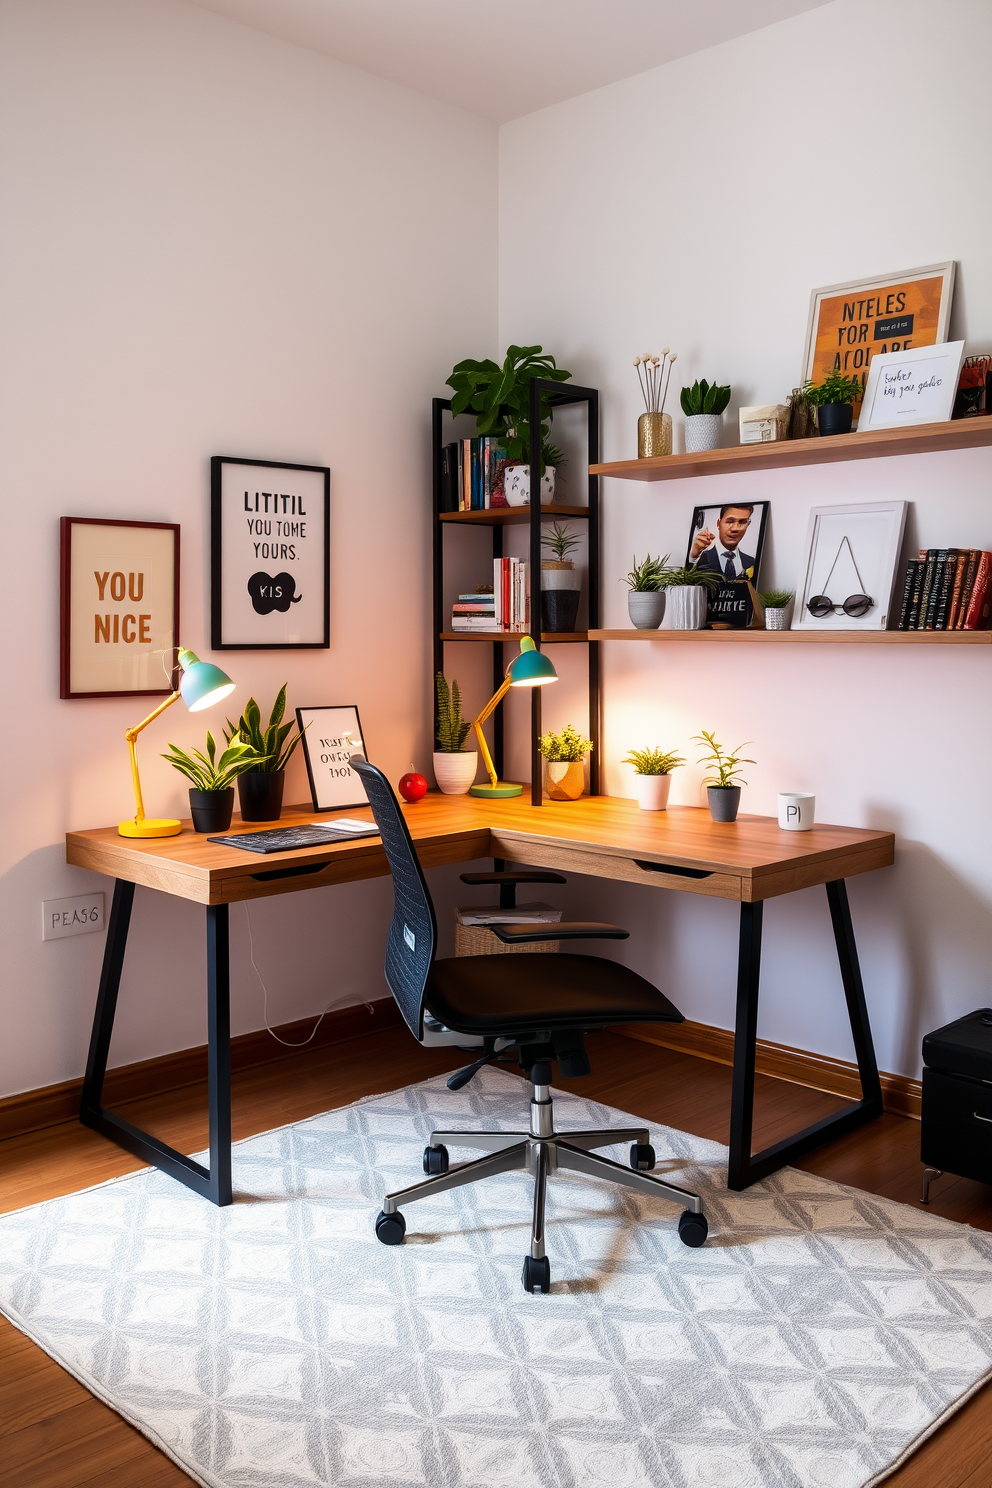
350 757 437 1039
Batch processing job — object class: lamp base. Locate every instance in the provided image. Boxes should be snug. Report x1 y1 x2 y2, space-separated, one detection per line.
469 782 523 798
118 818 183 838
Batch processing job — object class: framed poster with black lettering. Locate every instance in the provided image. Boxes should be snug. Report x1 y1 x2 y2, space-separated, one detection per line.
685 500 769 628
60 517 180 699
211 456 330 649
296 705 368 811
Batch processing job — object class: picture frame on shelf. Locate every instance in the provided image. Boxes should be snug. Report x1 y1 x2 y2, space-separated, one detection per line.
296 705 368 811
801 262 956 416
211 456 330 650
685 500 769 629
858 342 966 432
793 501 908 632
60 517 180 699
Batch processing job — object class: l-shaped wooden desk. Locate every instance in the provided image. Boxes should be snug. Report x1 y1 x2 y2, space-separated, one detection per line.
66 795 894 1204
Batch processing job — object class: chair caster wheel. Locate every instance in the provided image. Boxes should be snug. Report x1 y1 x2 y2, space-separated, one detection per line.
423 1144 449 1176
678 1209 708 1248
521 1255 551 1294
630 1142 656 1172
375 1210 406 1246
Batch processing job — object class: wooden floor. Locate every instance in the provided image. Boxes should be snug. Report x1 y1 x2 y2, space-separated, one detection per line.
3 1029 992 1488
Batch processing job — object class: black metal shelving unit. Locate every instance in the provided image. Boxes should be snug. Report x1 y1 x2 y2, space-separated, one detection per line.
432 379 601 806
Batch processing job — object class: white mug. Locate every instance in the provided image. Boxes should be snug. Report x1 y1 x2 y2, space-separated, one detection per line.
778 792 814 831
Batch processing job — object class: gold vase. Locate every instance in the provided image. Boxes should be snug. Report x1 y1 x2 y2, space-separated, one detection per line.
638 411 672 458
545 759 585 801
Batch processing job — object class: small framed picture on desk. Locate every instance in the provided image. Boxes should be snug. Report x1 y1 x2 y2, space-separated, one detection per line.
296 705 368 810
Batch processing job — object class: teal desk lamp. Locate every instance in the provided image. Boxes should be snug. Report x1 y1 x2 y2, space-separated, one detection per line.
469 636 558 798
119 648 236 838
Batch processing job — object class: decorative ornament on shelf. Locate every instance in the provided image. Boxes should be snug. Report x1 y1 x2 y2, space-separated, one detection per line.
759 589 795 631
694 730 754 824
433 672 477 794
680 379 731 453
398 766 428 803
538 723 593 802
623 552 671 629
540 521 582 632
622 746 685 812
634 349 677 457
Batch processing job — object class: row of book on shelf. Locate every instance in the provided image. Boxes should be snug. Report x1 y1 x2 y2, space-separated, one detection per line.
440 438 509 512
450 559 529 632
896 549 992 630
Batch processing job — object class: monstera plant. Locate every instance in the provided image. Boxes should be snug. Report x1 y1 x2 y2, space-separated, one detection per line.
446 344 572 468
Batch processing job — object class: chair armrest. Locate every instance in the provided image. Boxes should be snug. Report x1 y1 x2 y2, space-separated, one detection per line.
490 921 629 944
460 871 567 886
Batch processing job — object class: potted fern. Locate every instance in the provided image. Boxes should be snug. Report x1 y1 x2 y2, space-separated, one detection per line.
541 521 581 632
802 369 863 436
538 723 593 801
622 746 685 811
694 730 754 823
680 379 732 452
433 673 477 794
446 344 571 506
624 553 671 629
161 730 266 833
658 565 721 630
224 686 304 822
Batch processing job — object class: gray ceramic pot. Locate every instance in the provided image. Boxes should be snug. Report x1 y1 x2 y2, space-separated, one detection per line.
707 785 741 823
627 591 666 629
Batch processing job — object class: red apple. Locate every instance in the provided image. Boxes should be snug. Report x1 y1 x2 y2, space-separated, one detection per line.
398 770 428 803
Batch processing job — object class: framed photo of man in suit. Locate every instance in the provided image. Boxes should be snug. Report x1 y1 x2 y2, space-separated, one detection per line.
685 501 769 627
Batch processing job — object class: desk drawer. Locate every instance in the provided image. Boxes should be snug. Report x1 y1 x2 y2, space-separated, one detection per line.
489 835 743 900
921 1068 992 1185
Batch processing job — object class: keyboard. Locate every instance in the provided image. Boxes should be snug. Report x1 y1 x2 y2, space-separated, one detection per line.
207 819 380 854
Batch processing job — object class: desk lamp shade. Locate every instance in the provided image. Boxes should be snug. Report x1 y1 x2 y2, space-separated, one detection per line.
118 649 236 839
469 637 558 798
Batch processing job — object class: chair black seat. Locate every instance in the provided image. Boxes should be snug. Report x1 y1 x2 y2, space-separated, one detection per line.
426 953 683 1034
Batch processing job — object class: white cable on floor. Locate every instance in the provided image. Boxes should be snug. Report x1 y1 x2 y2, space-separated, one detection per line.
244 901 338 1048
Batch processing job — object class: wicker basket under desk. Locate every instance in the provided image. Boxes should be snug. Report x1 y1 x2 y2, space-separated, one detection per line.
455 906 561 957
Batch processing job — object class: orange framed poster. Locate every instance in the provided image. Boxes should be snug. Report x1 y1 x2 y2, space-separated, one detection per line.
802 262 955 414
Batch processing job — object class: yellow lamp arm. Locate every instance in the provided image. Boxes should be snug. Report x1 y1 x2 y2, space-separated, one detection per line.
124 690 180 823
472 675 513 790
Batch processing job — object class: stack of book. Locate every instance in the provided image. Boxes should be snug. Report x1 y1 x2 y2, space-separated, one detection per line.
897 549 992 630
440 439 508 513
450 592 497 631
493 557 529 630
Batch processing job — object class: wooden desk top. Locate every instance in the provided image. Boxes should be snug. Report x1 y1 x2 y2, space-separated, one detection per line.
65 794 894 907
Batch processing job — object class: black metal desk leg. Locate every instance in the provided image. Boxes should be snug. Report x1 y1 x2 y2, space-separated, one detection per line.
81 879 135 1117
206 904 232 1206
727 879 883 1191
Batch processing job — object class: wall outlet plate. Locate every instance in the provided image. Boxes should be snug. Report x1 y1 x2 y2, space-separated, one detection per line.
43 892 105 941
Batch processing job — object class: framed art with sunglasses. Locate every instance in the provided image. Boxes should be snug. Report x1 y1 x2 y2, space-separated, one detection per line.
794 501 908 632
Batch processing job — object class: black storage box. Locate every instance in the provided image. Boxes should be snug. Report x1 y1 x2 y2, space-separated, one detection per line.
921 1008 992 1186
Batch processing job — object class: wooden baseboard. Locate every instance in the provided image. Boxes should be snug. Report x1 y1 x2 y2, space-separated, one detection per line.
0 998 403 1141
616 1020 921 1120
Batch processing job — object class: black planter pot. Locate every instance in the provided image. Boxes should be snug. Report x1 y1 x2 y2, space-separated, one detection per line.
238 770 286 822
542 589 580 633
816 402 853 436
707 785 741 823
189 788 235 833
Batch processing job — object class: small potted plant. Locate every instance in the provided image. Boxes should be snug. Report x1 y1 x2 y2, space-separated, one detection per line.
658 565 720 630
446 344 571 505
622 746 685 811
759 588 794 631
623 553 671 629
694 730 754 823
225 686 305 822
161 730 265 833
433 673 478 794
802 369 863 436
541 521 581 632
680 379 732 452
538 723 593 801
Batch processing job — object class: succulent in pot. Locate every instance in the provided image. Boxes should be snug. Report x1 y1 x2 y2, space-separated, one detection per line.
623 552 671 629
433 672 477 794
802 369 863 436
657 564 721 630
622 746 685 811
225 685 304 822
693 730 754 823
541 521 581 632
446 343 571 506
161 730 266 833
538 723 593 801
759 588 794 631
680 379 732 453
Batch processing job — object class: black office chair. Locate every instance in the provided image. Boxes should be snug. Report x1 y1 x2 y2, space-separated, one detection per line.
350 757 707 1293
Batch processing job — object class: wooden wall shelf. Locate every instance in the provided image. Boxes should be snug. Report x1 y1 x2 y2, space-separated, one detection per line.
589 415 992 483
440 631 588 644
590 628 992 644
439 504 588 525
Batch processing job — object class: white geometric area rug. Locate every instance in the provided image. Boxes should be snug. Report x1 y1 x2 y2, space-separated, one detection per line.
2 1071 992 1488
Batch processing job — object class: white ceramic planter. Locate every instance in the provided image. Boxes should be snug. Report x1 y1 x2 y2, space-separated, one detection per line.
432 750 478 795
541 561 578 591
627 591 666 629
667 585 708 630
634 773 672 811
684 413 723 452
504 465 556 507
764 604 791 630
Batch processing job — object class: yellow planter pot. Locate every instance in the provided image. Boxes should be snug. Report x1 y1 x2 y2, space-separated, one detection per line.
544 759 585 801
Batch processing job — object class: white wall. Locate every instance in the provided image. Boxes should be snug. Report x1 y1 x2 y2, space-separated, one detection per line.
0 0 497 1096
499 0 992 1080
